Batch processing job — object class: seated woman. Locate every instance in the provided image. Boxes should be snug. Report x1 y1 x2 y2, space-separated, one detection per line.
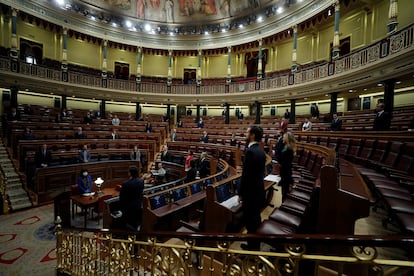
77 169 93 194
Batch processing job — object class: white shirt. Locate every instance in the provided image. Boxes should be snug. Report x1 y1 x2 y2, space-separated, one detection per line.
248 141 258 148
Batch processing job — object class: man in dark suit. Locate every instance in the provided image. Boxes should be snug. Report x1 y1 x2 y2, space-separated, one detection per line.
330 113 342 131
119 166 144 230
78 144 91 163
83 112 93 124
74 127 86 139
284 109 290 120
239 126 266 250
198 152 210 178
7 107 20 121
35 144 52 168
373 103 391 131
200 131 209 143
160 145 172 162
197 118 204 128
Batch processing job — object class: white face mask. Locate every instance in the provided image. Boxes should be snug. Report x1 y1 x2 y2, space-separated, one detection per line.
83 172 88 177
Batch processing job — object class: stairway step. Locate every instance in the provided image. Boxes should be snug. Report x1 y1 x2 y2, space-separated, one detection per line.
10 201 32 211
8 193 28 201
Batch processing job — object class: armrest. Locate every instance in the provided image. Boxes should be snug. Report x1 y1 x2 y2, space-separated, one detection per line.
179 220 199 232
280 205 304 217
286 194 309 205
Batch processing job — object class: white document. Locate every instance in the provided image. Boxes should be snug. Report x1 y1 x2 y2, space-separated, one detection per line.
264 174 281 183
220 195 240 209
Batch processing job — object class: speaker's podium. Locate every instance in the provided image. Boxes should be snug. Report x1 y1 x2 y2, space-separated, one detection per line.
54 191 71 228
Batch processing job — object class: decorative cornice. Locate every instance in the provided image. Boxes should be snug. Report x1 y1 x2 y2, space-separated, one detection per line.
3 0 333 50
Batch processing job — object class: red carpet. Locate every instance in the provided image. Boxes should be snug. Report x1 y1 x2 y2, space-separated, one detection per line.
0 204 56 276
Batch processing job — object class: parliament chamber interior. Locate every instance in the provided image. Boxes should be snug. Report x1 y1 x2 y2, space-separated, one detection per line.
0 0 413 275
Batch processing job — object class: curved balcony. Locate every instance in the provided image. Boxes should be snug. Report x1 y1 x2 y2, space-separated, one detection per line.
0 23 413 105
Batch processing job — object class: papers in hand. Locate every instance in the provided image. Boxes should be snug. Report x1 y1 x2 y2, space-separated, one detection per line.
264 174 281 183
220 195 240 210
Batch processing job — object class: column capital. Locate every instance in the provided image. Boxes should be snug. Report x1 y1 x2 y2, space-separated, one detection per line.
258 38 263 46
11 8 18 16
334 0 340 11
227 46 231 52
292 25 297 33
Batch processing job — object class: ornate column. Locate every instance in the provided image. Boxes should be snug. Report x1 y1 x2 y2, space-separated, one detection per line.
101 40 108 88
10 86 18 108
61 27 68 82
100 99 106 119
197 50 202 89
383 79 395 114
330 92 339 119
226 46 231 84
61 95 67 110
290 99 296 124
136 46 142 91
10 8 18 72
255 101 261 124
291 25 298 72
257 38 263 80
387 0 398 34
332 1 341 60
135 102 141 120
167 49 173 92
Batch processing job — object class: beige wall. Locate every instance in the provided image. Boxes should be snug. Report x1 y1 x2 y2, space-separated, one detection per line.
66 37 101 68
18 92 57 106
106 101 135 113
1 0 412 79
67 98 100 111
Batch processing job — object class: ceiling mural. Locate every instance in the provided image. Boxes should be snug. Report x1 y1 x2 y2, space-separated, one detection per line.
80 0 274 23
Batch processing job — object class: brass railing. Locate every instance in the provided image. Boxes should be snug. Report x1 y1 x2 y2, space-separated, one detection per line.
56 226 414 276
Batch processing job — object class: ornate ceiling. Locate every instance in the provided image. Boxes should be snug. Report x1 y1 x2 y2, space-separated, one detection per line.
3 0 334 50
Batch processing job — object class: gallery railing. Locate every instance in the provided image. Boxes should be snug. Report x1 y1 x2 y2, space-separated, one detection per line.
55 226 414 276
1 23 413 95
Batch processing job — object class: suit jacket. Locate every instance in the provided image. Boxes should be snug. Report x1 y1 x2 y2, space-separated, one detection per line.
78 150 91 163
83 116 93 124
239 143 266 209
170 131 177 141
200 134 209 143
77 175 93 194
119 177 144 229
331 119 342 131
373 111 391 131
279 147 294 185
284 112 290 119
198 158 210 178
130 150 141 161
35 149 52 167
185 168 197 183
74 131 86 139
161 150 172 162
197 121 204 128
273 137 284 162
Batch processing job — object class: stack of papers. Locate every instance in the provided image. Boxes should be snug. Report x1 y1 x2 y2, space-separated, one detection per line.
220 195 240 210
82 192 95 197
264 174 281 183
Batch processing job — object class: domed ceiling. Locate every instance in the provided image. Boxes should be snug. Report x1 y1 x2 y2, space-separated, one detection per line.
6 0 333 49
80 0 274 24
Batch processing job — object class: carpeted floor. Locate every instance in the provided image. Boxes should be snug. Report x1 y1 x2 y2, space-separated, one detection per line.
0 203 102 276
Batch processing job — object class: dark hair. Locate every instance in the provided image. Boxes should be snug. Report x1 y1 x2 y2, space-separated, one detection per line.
128 166 139 178
249 126 263 142
332 112 338 116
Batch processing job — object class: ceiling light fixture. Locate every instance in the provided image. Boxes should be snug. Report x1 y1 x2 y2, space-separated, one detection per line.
144 23 151 32
90 16 96 21
239 24 244 29
221 28 226 33
55 0 65 6
204 31 209 35
276 7 283 14
257 16 263 23
125 20 132 28
396 80 401 84
112 22 117 27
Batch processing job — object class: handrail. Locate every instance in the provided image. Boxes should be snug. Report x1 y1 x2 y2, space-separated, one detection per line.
0 165 8 214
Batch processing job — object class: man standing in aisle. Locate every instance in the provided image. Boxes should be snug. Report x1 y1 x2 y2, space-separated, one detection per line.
239 126 266 250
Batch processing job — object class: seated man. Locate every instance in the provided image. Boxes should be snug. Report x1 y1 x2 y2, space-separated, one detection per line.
170 128 178 142
151 163 167 181
119 166 144 230
330 112 342 131
74 126 86 139
302 118 312 131
83 112 93 124
34 144 52 168
79 144 91 163
112 114 120 126
21 127 35 140
7 107 20 121
200 131 209 143
110 129 119 140
130 145 141 162
197 117 204 128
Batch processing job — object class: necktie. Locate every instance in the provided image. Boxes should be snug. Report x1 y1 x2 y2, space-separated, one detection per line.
134 152 137 160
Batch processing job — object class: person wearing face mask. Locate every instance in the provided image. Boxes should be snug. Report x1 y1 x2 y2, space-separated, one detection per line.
77 169 93 194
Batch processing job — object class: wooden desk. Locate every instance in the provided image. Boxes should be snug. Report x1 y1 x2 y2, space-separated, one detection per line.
71 188 119 228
